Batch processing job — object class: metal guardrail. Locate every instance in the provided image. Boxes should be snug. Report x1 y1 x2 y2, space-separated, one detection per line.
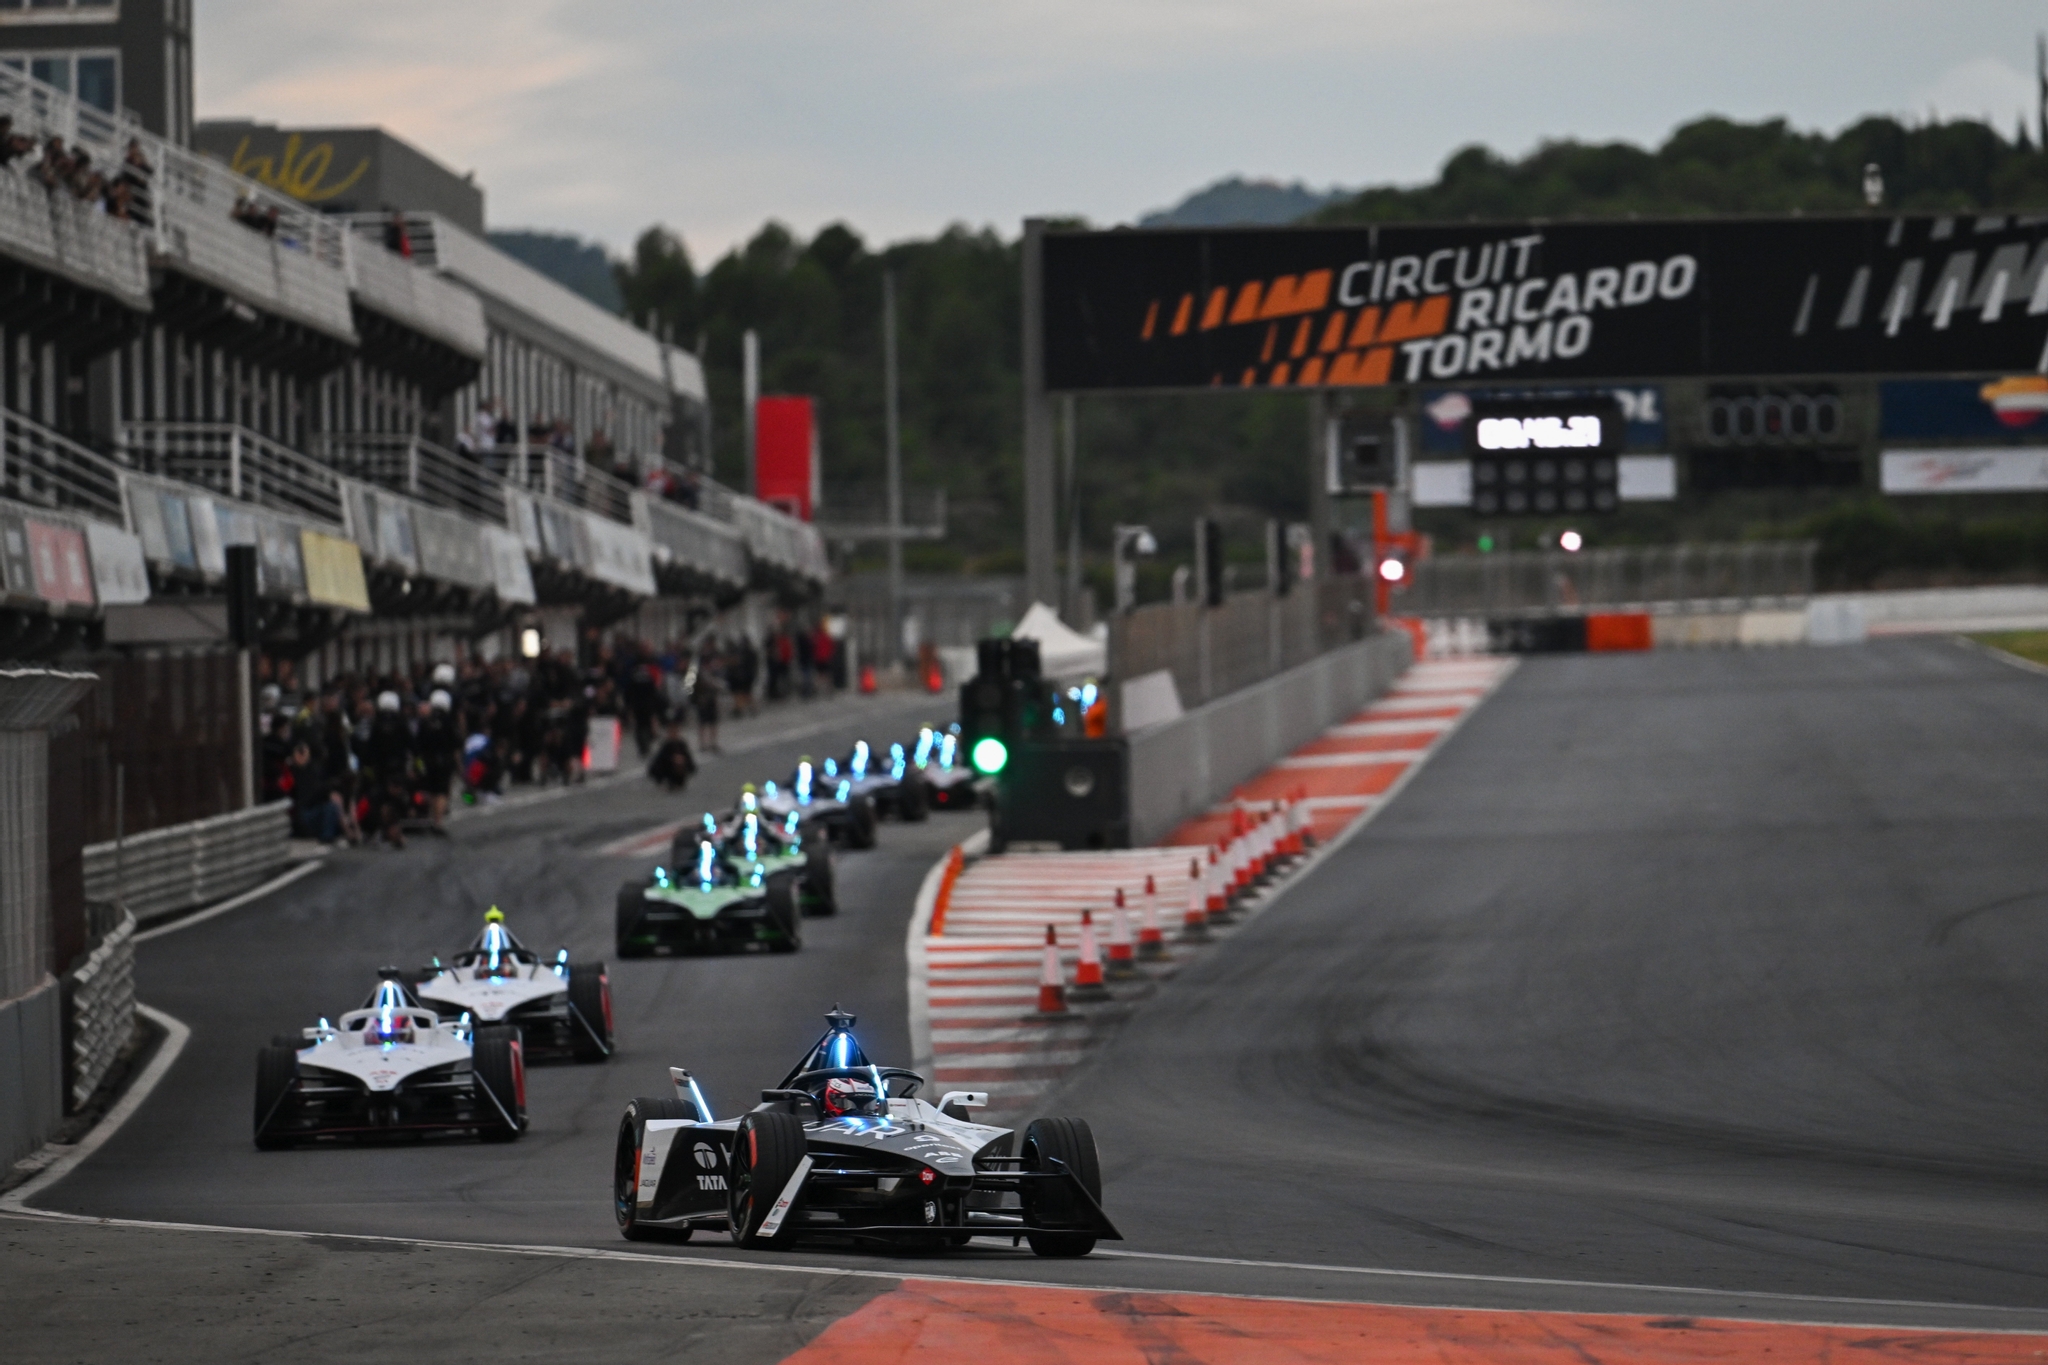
1395 542 1819 616
82 800 291 926
0 405 128 527
637 492 749 588
510 446 636 525
65 909 134 1109
1110 578 1376 711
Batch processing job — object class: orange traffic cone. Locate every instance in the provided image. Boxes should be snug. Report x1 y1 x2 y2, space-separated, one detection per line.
1071 910 1111 1001
859 664 878 694
1205 846 1226 914
1138 874 1166 959
1036 925 1067 1014
1181 857 1211 941
1107 889 1137 978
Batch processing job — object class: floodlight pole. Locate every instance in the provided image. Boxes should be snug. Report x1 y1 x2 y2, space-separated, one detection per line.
883 267 904 661
1022 218 1058 609
1307 392 1334 581
742 329 760 495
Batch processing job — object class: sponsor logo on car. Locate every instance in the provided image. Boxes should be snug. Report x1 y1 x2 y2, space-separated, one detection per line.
697 1174 727 1191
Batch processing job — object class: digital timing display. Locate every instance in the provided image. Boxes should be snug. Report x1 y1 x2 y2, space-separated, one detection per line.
1474 414 1608 451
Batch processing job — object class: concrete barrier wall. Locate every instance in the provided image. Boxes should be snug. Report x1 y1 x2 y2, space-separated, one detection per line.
1127 631 1412 847
66 911 134 1109
0 975 62 1168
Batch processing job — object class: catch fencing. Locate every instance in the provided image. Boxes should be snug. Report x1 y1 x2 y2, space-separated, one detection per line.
1395 542 1818 617
1109 578 1376 712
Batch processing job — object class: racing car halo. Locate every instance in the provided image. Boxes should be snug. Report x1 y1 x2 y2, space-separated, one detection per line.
612 1008 1118 1256
412 909 614 1061
254 972 526 1146
666 791 837 917
758 757 878 849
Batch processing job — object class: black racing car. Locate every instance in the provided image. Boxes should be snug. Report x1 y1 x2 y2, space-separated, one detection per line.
758 757 878 849
615 824 802 957
612 1008 1119 1256
840 739 929 822
911 724 981 811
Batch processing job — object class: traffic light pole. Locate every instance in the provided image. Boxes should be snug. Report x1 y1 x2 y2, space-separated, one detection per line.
1022 219 1059 610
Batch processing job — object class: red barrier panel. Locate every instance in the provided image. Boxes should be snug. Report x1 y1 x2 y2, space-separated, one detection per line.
1586 612 1653 651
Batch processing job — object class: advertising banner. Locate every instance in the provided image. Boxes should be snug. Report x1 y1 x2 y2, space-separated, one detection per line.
27 519 95 606
1881 448 2048 493
300 530 370 612
1880 375 2048 440
84 521 151 605
754 395 818 521
1043 215 2048 392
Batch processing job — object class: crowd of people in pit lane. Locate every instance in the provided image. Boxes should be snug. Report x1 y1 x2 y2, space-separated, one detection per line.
255 618 852 849
0 118 154 225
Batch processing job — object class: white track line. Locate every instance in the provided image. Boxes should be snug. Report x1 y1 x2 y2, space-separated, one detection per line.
1 1202 2039 1333
133 860 326 944
2 1003 190 1210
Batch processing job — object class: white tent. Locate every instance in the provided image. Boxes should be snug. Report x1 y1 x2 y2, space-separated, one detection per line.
1009 601 1107 680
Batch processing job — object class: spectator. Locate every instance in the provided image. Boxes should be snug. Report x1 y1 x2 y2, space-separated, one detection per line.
33 137 71 191
287 741 345 845
0 118 35 169
795 623 817 699
690 650 722 753
119 138 152 227
383 209 412 258
646 718 697 791
417 687 459 834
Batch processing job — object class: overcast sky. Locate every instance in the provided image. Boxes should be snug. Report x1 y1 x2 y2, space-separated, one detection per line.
196 1 2044 265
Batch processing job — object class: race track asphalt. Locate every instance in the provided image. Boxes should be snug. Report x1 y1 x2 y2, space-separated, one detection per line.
11 638 2048 1362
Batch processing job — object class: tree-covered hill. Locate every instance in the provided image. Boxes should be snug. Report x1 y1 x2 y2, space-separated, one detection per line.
605 114 2048 582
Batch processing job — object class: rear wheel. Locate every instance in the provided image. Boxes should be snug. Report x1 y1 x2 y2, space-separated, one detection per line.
567 963 613 1061
802 847 837 917
765 878 801 953
616 1096 697 1241
616 882 650 958
1020 1116 1102 1257
728 1111 807 1247
253 1045 298 1149
898 773 929 822
848 797 878 849
473 1025 526 1141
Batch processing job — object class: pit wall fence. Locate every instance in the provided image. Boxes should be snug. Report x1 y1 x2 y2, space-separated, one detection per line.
1125 630 1413 847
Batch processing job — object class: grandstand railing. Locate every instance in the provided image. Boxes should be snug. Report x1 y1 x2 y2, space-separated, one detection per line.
319 431 510 527
0 405 128 527
0 68 152 307
510 445 636 526
340 221 488 359
121 422 347 529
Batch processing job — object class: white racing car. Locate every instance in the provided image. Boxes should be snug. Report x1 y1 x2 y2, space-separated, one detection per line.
412 908 615 1062
253 972 527 1146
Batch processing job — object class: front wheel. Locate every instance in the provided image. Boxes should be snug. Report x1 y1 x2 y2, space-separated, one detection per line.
847 797 878 849
567 962 614 1061
616 1096 696 1241
728 1111 807 1247
473 1025 527 1141
1020 1116 1102 1257
898 773 929 823
765 878 801 953
253 1045 298 1149
616 882 651 958
802 847 837 917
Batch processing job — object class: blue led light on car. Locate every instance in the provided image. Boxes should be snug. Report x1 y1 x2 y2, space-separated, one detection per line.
836 780 852 802
851 742 869 778
698 838 717 888
914 728 935 767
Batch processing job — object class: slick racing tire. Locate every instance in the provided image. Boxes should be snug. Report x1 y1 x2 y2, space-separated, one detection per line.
848 796 878 849
898 772 930 823
766 877 802 953
616 1096 697 1242
1020 1116 1102 1258
802 846 837 917
253 1044 299 1149
729 1110 806 1247
616 881 651 958
568 962 614 1061
473 1025 527 1141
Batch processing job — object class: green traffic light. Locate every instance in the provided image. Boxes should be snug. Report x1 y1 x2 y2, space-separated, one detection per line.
970 736 1009 775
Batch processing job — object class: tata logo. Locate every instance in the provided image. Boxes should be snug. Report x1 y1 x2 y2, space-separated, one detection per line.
693 1143 718 1169
696 1174 727 1191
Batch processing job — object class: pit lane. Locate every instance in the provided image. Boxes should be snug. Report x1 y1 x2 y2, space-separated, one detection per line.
11 640 2048 1352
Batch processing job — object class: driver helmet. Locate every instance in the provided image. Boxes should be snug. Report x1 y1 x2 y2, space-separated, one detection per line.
821 1076 878 1118
364 1006 415 1045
